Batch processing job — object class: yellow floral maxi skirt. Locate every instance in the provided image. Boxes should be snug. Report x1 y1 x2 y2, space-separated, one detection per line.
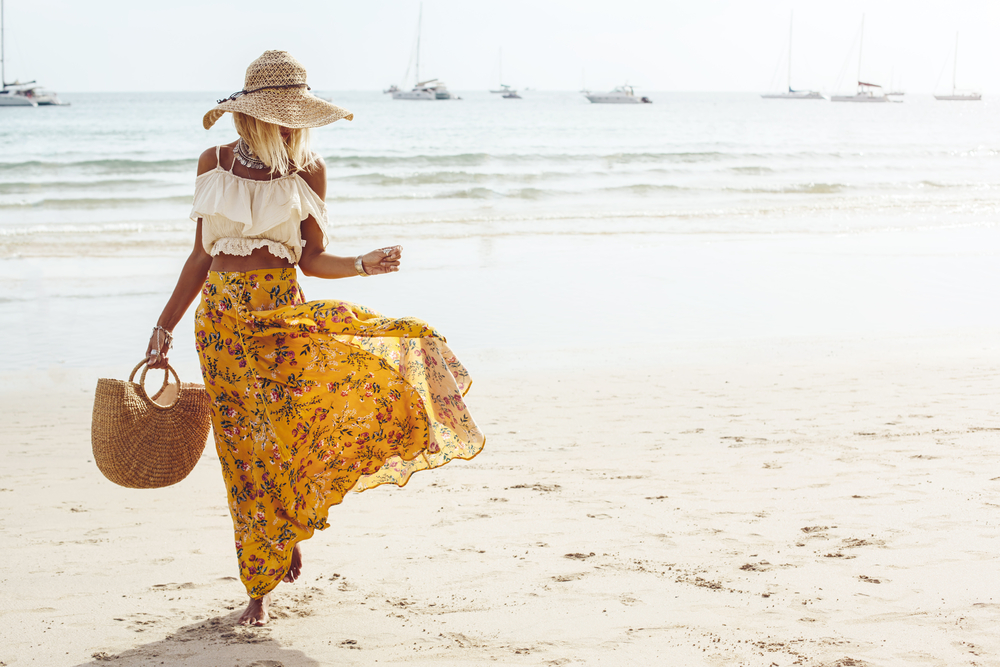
194 270 485 598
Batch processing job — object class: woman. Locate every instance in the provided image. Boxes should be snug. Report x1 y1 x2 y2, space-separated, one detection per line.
146 51 485 626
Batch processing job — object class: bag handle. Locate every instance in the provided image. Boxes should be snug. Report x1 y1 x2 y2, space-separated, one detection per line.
129 359 183 410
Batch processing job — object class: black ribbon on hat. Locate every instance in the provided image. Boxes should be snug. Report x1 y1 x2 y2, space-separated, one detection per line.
217 83 311 104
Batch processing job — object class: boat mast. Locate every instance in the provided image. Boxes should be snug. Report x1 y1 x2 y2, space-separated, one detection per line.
787 11 793 91
857 14 864 90
415 2 422 83
1 0 6 88
952 32 958 94
499 47 502 87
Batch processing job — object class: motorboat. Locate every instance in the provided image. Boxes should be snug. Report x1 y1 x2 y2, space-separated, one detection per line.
935 33 981 101
386 3 456 101
761 12 824 100
830 16 892 103
32 87 68 105
491 83 521 99
585 85 651 104
489 49 521 98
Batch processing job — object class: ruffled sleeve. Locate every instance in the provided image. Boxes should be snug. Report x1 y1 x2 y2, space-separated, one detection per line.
293 175 331 248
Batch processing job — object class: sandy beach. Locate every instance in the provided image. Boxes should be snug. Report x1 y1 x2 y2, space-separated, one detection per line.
3 90 1000 666
3 328 1000 666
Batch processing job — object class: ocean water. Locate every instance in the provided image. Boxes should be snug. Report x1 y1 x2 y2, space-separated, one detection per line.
1 91 999 373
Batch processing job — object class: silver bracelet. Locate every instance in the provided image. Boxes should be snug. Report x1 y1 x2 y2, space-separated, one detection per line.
354 255 370 277
150 325 173 357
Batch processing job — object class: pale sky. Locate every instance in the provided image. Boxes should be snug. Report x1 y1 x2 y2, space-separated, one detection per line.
3 0 999 94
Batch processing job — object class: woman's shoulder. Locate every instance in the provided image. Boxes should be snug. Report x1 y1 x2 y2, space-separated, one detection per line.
196 143 237 177
297 153 327 199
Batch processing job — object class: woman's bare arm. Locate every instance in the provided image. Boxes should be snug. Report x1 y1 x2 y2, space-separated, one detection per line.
145 221 214 369
296 157 402 279
145 148 218 369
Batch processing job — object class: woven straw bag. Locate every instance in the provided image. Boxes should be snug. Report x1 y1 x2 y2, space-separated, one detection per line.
92 360 211 489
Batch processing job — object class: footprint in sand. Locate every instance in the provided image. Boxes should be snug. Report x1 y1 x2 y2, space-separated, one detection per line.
506 483 560 492
151 582 198 591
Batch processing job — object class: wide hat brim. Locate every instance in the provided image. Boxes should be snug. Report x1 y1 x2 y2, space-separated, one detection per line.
203 88 353 130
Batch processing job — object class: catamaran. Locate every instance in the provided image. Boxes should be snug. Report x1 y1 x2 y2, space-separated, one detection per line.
761 12 824 100
385 2 455 100
831 15 891 103
935 33 981 101
0 0 68 107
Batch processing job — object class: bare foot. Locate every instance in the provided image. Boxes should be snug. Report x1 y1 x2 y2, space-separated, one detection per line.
238 594 271 626
282 543 302 583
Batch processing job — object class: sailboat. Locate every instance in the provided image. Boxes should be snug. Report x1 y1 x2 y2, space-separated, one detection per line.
935 33 981 101
761 12 824 100
385 2 455 101
489 48 505 93
0 0 68 107
489 48 521 98
884 69 905 98
831 15 891 103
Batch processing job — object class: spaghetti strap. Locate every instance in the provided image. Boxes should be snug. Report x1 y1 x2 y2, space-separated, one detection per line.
215 145 221 168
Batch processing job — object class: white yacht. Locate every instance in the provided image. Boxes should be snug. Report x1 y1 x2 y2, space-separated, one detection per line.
0 83 35 106
935 33 981 101
935 91 982 101
761 12 824 100
831 82 891 103
762 89 824 100
386 3 456 101
8 83 67 105
830 16 891 103
585 85 651 104
0 0 68 108
393 78 453 100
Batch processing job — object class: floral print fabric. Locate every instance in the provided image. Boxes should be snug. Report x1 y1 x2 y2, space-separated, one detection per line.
194 270 484 598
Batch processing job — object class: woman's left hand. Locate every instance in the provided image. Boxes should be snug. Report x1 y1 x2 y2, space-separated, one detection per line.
361 245 403 275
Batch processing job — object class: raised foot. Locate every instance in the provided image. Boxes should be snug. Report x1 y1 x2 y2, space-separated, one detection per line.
282 543 302 583
238 593 271 626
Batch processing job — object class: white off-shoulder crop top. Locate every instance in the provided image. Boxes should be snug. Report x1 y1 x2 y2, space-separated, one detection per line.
189 146 329 264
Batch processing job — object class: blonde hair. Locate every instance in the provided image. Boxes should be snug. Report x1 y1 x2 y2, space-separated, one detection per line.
232 112 318 175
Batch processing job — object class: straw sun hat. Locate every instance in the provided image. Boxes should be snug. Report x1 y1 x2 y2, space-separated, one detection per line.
203 50 353 130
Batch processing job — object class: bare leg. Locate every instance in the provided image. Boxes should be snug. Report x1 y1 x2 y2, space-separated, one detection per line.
238 593 271 626
282 543 302 583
